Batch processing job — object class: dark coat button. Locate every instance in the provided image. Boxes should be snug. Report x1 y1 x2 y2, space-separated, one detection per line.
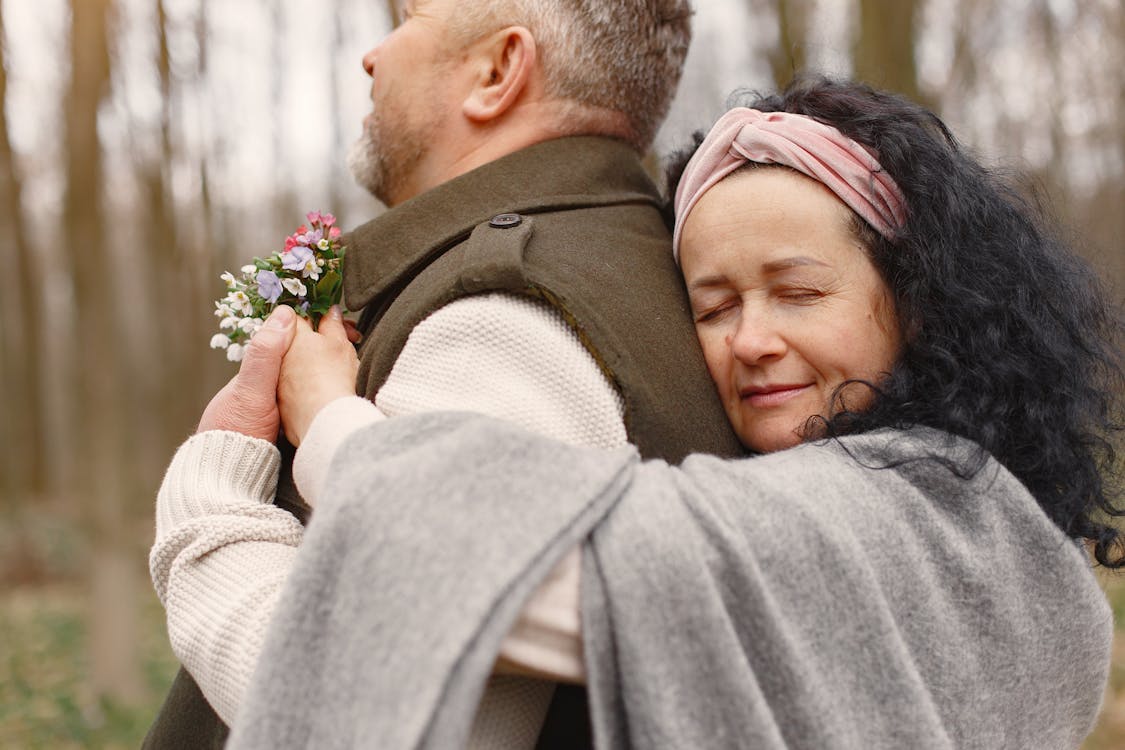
489 213 522 228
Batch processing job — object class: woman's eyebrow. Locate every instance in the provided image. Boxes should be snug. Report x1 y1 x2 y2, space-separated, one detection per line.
689 256 830 290
687 275 730 291
761 256 830 273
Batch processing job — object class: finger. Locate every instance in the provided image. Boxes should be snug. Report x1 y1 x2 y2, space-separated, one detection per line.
343 319 363 345
315 305 350 343
239 305 297 390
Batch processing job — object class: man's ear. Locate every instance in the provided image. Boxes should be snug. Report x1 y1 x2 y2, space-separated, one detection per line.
462 26 537 123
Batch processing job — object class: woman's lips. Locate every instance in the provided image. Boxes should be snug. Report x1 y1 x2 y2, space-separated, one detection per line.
740 384 812 408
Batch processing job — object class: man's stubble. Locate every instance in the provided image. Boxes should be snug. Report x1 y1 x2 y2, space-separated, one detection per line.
347 102 434 207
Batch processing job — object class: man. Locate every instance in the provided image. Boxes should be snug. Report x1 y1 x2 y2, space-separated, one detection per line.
145 1 742 747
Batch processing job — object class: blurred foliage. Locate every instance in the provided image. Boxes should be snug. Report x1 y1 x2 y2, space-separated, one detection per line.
0 585 177 748
1082 572 1125 749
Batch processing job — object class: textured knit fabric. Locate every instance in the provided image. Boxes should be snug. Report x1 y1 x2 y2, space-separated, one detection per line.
229 413 1112 750
150 295 617 738
150 431 302 726
375 294 626 449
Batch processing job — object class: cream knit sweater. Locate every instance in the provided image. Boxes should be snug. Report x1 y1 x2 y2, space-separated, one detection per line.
151 293 620 748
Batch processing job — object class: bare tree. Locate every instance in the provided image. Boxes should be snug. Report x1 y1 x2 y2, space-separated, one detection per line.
64 0 144 704
328 0 348 215
768 0 811 89
854 0 924 103
0 0 46 501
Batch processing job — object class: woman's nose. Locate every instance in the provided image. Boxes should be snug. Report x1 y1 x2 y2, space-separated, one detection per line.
729 313 786 365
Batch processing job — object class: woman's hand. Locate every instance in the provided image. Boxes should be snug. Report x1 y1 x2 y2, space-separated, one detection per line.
197 305 298 441
278 306 361 446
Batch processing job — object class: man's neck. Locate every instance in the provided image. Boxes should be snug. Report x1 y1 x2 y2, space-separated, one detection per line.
390 102 633 207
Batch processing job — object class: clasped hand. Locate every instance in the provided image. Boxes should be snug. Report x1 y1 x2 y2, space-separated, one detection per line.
197 305 360 446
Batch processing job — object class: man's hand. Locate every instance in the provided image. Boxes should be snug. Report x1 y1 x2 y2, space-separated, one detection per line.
197 305 298 441
278 306 360 447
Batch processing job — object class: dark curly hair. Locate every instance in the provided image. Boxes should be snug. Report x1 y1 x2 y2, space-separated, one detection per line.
667 76 1125 567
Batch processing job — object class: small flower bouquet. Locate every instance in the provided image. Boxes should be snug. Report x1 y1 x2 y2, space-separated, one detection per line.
210 211 346 362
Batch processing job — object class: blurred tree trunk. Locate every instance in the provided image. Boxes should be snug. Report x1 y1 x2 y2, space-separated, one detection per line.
193 1 233 405
328 0 346 214
1115 5 1125 296
854 0 924 104
1096 1 1125 299
768 0 810 89
64 0 144 704
143 0 195 456
0 0 46 502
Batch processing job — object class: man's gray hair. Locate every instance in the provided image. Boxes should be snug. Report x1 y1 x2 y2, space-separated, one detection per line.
452 0 692 152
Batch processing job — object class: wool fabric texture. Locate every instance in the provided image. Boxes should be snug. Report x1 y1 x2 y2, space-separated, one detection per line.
672 108 907 262
229 413 1111 750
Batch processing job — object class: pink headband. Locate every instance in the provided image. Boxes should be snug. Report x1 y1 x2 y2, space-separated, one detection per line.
672 107 907 263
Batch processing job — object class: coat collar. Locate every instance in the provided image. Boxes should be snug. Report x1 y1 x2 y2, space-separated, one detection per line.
342 136 663 312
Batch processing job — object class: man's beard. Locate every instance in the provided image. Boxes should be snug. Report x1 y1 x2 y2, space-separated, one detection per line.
347 107 430 207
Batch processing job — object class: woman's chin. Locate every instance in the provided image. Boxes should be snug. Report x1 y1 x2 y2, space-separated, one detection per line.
739 426 804 454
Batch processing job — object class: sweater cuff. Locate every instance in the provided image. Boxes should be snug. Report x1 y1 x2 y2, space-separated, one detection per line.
293 396 386 507
156 431 281 536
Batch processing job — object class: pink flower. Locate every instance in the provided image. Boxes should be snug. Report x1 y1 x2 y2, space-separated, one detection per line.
329 226 342 239
284 235 299 252
306 211 336 228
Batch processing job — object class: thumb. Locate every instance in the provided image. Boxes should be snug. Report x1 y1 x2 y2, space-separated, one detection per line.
238 305 298 389
315 305 349 342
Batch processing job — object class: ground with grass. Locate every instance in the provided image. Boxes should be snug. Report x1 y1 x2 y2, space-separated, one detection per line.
0 585 177 749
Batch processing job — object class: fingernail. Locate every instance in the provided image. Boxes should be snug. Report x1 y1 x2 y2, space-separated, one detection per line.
328 305 342 320
265 305 294 329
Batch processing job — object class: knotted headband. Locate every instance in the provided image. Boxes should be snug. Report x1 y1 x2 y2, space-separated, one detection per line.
672 107 907 263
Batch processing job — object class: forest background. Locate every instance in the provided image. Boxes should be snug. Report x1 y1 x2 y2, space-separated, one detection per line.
1 0 1122 747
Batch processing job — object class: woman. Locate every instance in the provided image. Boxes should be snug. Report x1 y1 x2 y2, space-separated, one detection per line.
153 78 1122 749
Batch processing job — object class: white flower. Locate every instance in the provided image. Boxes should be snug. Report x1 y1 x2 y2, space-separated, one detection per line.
210 334 231 350
220 316 239 330
282 277 307 297
317 238 330 251
214 302 233 318
226 343 245 362
238 317 262 332
220 271 236 286
299 258 321 280
241 264 258 275
228 290 253 315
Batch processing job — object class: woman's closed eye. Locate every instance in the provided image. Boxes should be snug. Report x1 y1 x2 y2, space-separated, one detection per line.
777 286 828 303
694 300 739 324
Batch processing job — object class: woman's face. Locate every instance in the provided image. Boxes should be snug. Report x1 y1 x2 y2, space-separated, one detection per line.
680 167 901 453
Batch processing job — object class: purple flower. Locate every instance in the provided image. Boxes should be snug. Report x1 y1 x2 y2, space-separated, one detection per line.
257 269 283 303
282 245 314 272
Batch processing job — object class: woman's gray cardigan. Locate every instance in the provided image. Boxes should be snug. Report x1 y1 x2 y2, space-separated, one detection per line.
228 414 1111 749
